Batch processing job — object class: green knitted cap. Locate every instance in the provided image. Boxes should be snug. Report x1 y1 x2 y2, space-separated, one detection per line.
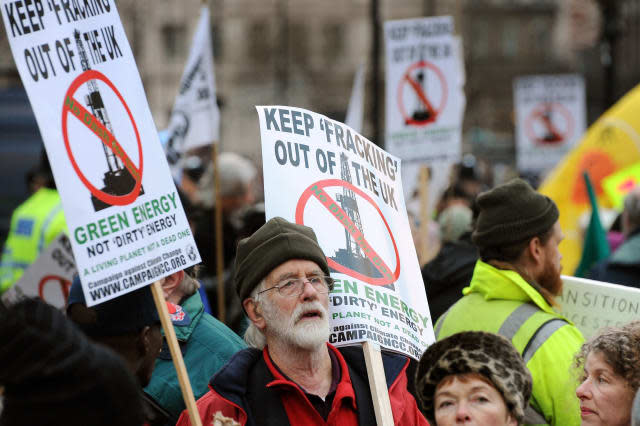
472 178 559 248
234 217 330 301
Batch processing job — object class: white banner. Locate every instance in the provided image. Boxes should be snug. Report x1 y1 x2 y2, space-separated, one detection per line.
559 275 640 338
165 6 219 178
384 17 465 165
257 106 434 359
1 0 200 306
345 62 366 134
514 74 586 174
2 234 76 309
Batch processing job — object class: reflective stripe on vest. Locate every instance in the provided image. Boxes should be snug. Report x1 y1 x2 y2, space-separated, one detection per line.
38 202 64 252
496 303 566 426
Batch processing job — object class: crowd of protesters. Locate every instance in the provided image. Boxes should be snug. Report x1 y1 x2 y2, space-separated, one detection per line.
2 149 640 426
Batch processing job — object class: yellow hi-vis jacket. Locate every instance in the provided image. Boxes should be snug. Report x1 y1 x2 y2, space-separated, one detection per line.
435 260 584 426
0 188 67 292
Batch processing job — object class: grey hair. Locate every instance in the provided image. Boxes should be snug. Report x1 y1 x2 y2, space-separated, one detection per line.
178 272 200 297
198 152 257 207
243 280 267 349
624 188 640 231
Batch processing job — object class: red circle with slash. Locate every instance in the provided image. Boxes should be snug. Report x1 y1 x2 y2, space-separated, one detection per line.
295 179 400 286
397 60 448 127
525 102 574 145
62 70 143 206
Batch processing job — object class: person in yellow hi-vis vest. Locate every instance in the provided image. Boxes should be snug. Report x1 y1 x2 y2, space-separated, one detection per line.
0 162 66 292
434 179 584 426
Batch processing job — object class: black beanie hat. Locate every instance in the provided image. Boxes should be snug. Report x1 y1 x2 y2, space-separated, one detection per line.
67 275 160 337
0 298 143 426
472 178 559 248
415 331 532 424
234 217 329 301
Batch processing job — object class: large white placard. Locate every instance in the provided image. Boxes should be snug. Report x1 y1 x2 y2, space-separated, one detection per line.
514 74 586 174
559 275 640 338
2 234 76 309
384 17 465 165
257 106 434 359
1 0 200 306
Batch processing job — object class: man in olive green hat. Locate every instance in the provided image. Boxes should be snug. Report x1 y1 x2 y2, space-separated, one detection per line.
433 178 584 426
177 217 427 426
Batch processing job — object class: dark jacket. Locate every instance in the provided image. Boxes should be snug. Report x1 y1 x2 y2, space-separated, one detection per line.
588 230 640 287
421 234 478 323
176 344 428 426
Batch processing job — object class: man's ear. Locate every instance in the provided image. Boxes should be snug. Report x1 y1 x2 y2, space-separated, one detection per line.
137 325 153 357
527 236 545 267
161 270 184 299
243 298 266 331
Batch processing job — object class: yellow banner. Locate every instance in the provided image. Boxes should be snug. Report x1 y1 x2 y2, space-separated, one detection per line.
539 84 640 275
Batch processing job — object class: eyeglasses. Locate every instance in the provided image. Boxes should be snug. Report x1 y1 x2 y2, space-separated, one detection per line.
257 275 335 298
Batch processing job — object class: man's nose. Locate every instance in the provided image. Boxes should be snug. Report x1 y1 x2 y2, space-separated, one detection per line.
300 279 320 300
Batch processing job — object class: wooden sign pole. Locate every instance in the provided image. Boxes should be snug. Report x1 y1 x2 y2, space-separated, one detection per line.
362 341 394 425
418 166 430 266
151 281 203 426
212 144 226 323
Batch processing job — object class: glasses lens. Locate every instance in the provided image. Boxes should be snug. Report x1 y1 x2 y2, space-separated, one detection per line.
276 276 334 296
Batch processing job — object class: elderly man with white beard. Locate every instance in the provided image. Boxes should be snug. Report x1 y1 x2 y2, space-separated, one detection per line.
176 217 428 426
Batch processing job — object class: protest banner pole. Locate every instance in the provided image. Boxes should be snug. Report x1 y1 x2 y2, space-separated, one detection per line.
418 165 430 265
212 143 226 322
151 281 203 426
362 342 394 425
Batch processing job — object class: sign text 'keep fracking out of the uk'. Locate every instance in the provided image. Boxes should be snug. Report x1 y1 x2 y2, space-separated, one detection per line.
257 106 434 359
1 0 200 306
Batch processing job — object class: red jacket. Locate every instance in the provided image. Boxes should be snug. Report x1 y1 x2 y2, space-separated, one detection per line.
176 344 428 426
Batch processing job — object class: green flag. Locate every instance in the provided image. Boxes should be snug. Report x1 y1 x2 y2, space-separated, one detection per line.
575 172 611 277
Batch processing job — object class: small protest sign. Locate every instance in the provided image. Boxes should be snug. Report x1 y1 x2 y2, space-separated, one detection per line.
2 234 76 308
559 275 640 338
384 17 465 163
257 106 434 359
1 0 201 306
514 74 586 175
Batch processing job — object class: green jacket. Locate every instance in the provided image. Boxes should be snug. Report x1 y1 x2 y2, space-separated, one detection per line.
144 291 246 424
435 260 584 426
0 188 67 292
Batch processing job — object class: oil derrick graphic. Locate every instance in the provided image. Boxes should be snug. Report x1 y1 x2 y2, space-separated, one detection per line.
330 153 385 280
539 107 563 143
405 55 437 125
73 30 144 212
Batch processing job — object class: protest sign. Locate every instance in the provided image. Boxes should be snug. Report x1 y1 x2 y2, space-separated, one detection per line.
514 74 586 175
384 17 465 204
165 5 219 180
384 16 465 161
257 106 434 359
1 234 75 308
1 0 201 306
559 275 640 338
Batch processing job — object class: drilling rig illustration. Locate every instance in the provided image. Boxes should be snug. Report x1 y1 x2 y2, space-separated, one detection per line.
330 153 384 279
73 29 144 212
406 56 437 125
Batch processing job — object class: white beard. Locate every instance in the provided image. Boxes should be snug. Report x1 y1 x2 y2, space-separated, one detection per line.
262 299 330 351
